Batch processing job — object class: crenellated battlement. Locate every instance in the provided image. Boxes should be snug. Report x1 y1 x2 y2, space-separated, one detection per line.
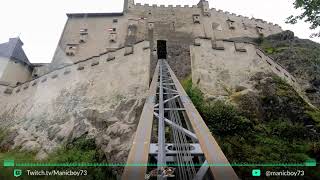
133 2 282 31
2 41 150 96
209 8 281 29
134 3 199 9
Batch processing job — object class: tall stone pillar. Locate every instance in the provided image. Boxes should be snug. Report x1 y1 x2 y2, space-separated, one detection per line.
123 0 135 13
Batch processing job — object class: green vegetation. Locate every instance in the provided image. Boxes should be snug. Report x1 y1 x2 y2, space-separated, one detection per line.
286 0 320 37
0 136 116 180
0 128 8 144
46 137 98 163
201 101 252 136
181 75 204 108
0 150 36 163
182 76 320 178
260 40 289 55
307 110 320 123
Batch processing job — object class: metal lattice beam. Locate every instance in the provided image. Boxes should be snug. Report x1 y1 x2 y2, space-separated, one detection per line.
154 112 198 141
157 60 166 180
163 60 238 180
123 59 238 180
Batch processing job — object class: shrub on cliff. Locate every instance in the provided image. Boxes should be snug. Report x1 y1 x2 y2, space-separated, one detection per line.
182 77 252 136
201 101 252 136
182 75 320 177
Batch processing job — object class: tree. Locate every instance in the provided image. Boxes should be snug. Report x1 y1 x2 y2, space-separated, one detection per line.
286 0 320 37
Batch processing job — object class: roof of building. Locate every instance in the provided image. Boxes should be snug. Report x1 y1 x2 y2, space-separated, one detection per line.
67 12 123 18
0 37 31 66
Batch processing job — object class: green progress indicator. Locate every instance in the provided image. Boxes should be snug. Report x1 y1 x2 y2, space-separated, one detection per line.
3 160 14 167
4 159 316 167
305 159 317 167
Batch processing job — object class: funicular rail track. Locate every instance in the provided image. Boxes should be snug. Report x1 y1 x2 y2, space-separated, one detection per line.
123 60 238 180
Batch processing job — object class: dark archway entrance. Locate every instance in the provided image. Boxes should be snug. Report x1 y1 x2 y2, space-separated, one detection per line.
157 40 167 59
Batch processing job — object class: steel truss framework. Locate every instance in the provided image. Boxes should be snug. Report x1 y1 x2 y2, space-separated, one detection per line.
123 60 238 180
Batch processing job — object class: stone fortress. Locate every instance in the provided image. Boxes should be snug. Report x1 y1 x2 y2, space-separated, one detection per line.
1 0 286 87
0 0 314 169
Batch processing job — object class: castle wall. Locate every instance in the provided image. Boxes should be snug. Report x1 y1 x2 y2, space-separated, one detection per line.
0 84 8 98
206 8 282 39
131 4 201 80
191 39 272 96
32 64 51 78
0 57 9 80
51 1 283 74
0 57 32 86
132 3 282 40
51 14 130 66
190 39 307 102
0 41 151 161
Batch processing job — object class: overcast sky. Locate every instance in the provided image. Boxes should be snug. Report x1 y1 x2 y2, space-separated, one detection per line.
0 0 319 63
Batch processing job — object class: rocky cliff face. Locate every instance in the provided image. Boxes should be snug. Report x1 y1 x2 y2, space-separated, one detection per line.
258 30 320 107
0 90 145 162
186 33 320 177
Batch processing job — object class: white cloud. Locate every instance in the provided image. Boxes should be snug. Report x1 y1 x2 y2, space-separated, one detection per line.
0 0 318 63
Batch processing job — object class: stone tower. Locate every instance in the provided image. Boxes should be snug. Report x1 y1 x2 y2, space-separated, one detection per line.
123 0 134 13
197 0 210 16
0 37 33 86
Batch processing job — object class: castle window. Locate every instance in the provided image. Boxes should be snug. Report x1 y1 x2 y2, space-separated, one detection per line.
66 44 77 56
109 33 117 42
148 22 154 30
256 26 264 35
193 14 200 24
79 29 88 43
113 19 118 23
227 19 235 30
113 28 116 32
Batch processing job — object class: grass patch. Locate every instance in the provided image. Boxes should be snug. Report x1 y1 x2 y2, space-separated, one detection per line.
258 37 290 55
46 137 97 163
307 110 320 123
262 46 288 55
0 136 116 180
